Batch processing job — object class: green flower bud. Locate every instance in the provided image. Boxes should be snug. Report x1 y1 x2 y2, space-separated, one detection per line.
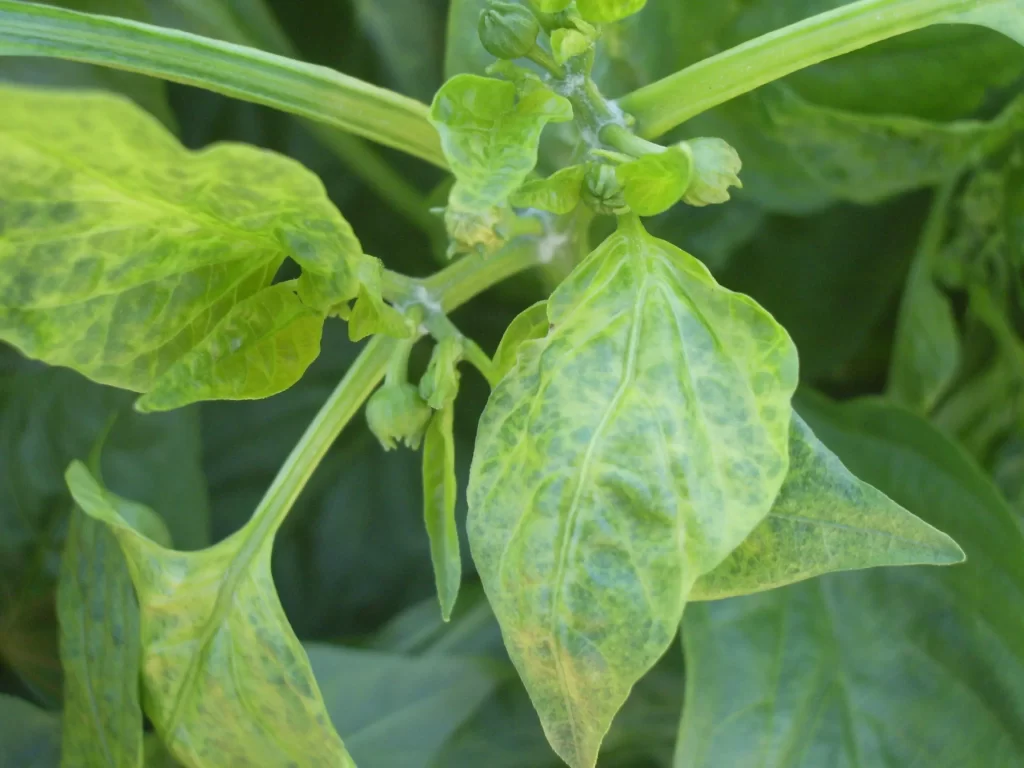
479 1 540 60
582 162 629 216
681 138 743 207
366 382 433 451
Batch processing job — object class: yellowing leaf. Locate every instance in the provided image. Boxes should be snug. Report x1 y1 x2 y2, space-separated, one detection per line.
429 74 572 249
65 462 356 768
0 85 360 395
691 413 964 600
422 406 461 621
467 216 798 768
615 146 693 216
510 165 587 215
135 283 324 413
576 0 646 24
492 300 548 380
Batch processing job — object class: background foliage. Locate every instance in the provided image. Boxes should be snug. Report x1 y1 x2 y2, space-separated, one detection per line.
2 0 1024 765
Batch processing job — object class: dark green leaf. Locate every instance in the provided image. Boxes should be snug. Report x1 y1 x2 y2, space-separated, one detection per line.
676 395 1024 767
468 216 797 767
0 85 362 397
0 695 62 768
308 642 506 767
352 0 444 101
66 462 356 767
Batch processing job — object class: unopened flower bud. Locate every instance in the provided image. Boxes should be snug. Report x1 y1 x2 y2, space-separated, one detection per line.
681 138 743 207
479 1 540 60
582 163 629 216
366 382 432 451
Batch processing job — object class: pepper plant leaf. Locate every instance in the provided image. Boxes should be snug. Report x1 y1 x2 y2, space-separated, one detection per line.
58 490 171 768
691 412 964 600
492 300 548 380
958 1 1024 47
576 0 647 24
0 85 363 396
135 283 325 413
422 405 461 621
615 146 693 217
65 462 356 768
0 695 62 768
429 74 572 250
676 395 1024 767
510 165 587 215
467 216 798 768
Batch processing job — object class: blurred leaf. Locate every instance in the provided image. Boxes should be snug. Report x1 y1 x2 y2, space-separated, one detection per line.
677 394 1024 767
308 642 506 767
719 198 925 381
0 362 207 703
67 462 356 767
352 0 444 101
57 495 169 767
444 0 492 78
0 85 362 395
0 695 61 768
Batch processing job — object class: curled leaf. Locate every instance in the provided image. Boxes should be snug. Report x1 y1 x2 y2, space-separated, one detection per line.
682 137 743 207
616 145 693 216
493 300 549 380
422 405 461 620
420 336 464 410
510 165 587 214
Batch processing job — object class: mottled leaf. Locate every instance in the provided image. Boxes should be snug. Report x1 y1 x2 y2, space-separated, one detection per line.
58 494 170 768
423 405 461 621
676 395 1024 767
615 146 692 216
510 166 586 215
576 0 646 24
429 74 572 248
0 695 62 768
308 643 506 768
691 413 963 600
467 216 798 767
0 85 361 393
135 283 324 413
65 462 355 768
492 300 548 380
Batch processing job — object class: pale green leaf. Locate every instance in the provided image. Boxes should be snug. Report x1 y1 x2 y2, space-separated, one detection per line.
467 216 798 768
510 165 586 215
615 146 693 216
492 300 548 380
346 260 413 342
420 337 464 410
529 0 571 13
0 85 361 393
0 695 62 768
422 405 461 621
58 496 170 768
550 29 593 66
65 462 356 768
576 0 646 24
308 643 506 767
429 74 572 248
135 283 324 413
691 412 964 601
676 395 1024 767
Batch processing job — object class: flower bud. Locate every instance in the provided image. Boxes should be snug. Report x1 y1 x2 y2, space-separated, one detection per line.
366 382 433 451
582 162 629 216
479 1 541 60
681 138 743 207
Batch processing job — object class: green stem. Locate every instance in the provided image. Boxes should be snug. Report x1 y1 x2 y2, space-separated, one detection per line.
0 0 446 167
600 124 664 157
253 243 542 532
618 0 987 139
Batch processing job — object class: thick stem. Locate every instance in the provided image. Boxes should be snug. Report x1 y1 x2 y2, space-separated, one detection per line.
252 242 542 532
600 124 665 157
618 0 986 139
0 0 446 167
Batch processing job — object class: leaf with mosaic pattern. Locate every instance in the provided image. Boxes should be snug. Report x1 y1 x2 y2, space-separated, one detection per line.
65 462 356 768
467 215 798 768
